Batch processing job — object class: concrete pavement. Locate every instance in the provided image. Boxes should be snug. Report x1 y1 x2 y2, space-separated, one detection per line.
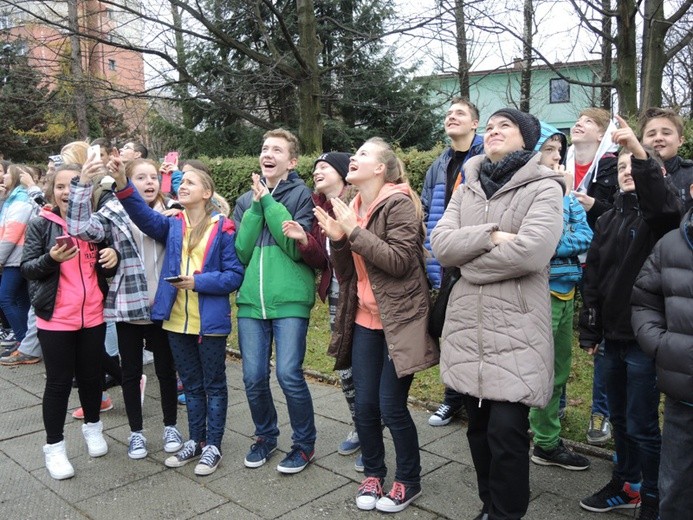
0 356 633 519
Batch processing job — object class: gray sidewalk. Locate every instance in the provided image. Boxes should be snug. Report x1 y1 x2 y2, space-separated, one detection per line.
0 357 632 519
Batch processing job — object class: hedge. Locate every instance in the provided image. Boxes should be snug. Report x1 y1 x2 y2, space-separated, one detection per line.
203 143 446 210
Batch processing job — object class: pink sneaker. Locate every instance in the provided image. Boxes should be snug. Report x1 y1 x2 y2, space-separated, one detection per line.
72 395 113 420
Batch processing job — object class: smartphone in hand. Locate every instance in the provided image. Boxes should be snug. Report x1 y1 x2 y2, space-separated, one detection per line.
164 276 183 283
55 235 76 249
88 144 100 162
164 151 179 166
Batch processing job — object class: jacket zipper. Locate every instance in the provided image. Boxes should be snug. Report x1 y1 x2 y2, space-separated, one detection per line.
77 241 86 329
259 247 267 319
477 199 491 407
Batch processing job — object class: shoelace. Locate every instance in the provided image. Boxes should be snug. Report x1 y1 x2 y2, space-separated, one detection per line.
436 404 451 417
359 477 383 496
164 427 181 445
591 415 605 430
130 433 145 451
177 440 196 459
199 445 220 466
388 482 406 502
346 430 358 443
251 439 270 452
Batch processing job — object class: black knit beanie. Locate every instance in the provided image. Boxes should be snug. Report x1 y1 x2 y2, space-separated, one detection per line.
313 152 351 181
489 108 541 151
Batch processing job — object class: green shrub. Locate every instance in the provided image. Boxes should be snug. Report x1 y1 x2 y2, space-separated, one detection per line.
204 143 448 207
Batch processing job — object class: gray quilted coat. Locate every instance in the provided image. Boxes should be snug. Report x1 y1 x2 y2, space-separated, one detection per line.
430 153 563 408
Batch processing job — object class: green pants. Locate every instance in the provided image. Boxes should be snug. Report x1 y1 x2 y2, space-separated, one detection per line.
529 295 574 450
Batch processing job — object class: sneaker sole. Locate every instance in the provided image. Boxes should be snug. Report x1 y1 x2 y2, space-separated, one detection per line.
338 444 361 456
428 416 452 426
165 455 199 468
586 436 610 446
244 446 277 468
164 443 184 453
375 490 422 512
0 357 41 365
356 497 379 510
531 455 590 471
87 445 108 458
128 450 148 460
579 500 640 513
194 458 222 476
277 454 315 474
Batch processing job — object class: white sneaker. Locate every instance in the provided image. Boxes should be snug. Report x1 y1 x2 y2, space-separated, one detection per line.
163 425 184 453
43 441 75 480
82 421 108 457
128 431 147 460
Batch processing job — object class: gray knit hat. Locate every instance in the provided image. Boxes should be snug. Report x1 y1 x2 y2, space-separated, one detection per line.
489 108 541 151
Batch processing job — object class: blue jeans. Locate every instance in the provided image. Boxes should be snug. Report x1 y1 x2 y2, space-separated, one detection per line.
603 339 661 499
238 317 316 450
660 396 693 519
351 324 420 486
168 333 228 448
0 267 30 342
591 341 610 417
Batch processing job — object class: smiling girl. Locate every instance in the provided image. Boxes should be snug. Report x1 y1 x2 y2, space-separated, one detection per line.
112 162 244 476
315 138 438 513
67 156 182 461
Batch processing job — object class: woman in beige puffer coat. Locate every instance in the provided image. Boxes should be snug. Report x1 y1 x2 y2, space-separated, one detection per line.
431 108 563 520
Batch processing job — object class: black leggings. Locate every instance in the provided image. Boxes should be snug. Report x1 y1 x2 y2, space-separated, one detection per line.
116 322 177 432
40 324 106 444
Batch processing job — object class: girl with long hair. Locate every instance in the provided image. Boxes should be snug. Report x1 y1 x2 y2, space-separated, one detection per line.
0 164 37 354
22 164 118 480
110 159 244 476
315 138 438 513
67 155 182 460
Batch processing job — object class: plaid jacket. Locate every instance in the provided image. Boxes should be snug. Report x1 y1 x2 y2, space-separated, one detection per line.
66 180 151 322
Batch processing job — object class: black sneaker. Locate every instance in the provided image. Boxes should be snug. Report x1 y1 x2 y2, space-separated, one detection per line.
194 445 222 476
428 403 460 426
375 481 422 513
164 440 202 468
531 440 590 470
637 494 660 520
580 477 641 512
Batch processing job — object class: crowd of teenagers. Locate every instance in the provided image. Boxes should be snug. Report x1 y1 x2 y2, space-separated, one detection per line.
0 101 690 520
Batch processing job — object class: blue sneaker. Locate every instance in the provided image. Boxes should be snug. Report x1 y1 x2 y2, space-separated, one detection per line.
338 429 360 455
177 393 186 405
354 453 364 472
276 445 314 474
244 437 277 468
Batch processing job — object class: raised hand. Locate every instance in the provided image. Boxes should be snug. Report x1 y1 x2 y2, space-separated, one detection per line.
107 156 127 189
314 206 346 241
282 220 308 245
251 173 269 202
330 197 358 238
611 115 646 159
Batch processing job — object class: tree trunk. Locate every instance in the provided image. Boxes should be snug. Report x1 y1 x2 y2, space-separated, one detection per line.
296 0 322 154
614 0 637 117
600 0 612 110
455 0 470 97
170 1 193 129
639 0 667 111
520 0 533 113
67 0 90 138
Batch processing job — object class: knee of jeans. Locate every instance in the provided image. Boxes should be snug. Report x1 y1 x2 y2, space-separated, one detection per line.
275 366 306 392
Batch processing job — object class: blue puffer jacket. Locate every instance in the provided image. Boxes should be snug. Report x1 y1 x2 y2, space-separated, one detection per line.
117 182 245 336
421 134 484 288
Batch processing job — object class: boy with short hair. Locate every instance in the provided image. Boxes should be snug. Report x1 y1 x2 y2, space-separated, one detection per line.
529 124 593 471
567 107 620 446
233 129 317 474
421 97 484 427
578 116 681 519
639 107 693 209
